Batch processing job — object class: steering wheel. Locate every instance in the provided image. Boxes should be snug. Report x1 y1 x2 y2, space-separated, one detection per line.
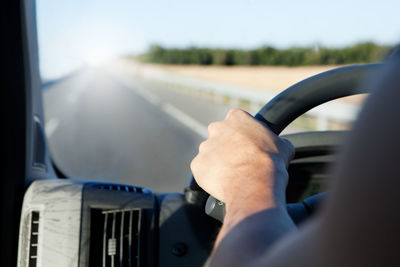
185 63 382 223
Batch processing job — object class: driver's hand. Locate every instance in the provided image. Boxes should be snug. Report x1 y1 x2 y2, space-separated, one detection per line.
191 109 294 213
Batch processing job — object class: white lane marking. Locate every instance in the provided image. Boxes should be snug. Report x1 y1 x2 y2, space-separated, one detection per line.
123 78 208 139
135 86 162 106
161 103 208 139
45 118 59 138
107 70 209 139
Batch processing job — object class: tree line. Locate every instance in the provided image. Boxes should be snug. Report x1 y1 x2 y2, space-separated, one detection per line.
135 42 391 66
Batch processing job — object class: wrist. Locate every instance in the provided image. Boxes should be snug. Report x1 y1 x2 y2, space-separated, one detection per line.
215 190 288 248
225 186 286 223
223 157 289 212
222 162 289 226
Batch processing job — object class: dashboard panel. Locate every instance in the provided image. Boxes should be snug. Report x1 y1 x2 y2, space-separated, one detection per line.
17 179 216 267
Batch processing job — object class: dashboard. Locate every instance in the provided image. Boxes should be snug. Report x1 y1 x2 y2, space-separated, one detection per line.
17 131 340 267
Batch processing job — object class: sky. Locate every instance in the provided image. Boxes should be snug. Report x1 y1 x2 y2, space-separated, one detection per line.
37 0 400 80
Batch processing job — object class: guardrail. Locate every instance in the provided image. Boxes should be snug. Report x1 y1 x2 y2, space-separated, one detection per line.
122 62 361 131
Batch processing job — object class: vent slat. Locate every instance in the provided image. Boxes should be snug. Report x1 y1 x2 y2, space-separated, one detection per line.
28 211 40 267
111 213 116 267
120 212 125 267
90 209 141 267
128 211 133 267
103 213 108 267
136 212 141 266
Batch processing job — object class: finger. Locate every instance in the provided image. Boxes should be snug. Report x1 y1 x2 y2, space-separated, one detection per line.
225 108 248 120
198 140 208 152
207 121 222 136
190 155 200 177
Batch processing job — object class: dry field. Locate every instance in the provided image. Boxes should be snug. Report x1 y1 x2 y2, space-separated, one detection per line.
155 64 337 93
143 64 366 105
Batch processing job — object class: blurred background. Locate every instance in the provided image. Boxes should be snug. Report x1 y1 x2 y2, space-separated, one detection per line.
37 0 400 192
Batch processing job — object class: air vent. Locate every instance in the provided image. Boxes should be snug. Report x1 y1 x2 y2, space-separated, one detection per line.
29 211 40 267
89 209 142 267
93 184 144 194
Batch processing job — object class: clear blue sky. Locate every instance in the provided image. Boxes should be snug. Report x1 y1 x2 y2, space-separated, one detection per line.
37 0 400 80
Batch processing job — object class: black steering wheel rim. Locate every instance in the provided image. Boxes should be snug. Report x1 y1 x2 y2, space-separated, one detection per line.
186 64 383 219
254 63 382 135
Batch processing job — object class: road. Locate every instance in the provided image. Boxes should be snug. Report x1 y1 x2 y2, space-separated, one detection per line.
43 66 231 193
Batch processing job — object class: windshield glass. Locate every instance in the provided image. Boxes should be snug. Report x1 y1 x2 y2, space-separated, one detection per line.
37 0 399 192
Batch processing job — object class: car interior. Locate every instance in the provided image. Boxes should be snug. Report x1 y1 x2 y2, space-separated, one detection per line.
1 1 389 267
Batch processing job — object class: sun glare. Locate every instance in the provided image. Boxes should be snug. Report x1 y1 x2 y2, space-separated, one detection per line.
75 27 127 67
84 47 115 66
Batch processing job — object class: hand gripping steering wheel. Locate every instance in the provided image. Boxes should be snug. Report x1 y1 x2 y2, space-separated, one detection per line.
186 64 382 222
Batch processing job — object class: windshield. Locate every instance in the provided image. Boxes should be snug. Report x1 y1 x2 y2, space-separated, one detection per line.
37 0 398 192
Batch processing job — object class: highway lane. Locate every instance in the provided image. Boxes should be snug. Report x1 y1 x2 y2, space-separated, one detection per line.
43 66 230 192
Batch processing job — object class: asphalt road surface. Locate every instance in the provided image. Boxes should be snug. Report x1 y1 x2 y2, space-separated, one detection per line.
43 66 231 193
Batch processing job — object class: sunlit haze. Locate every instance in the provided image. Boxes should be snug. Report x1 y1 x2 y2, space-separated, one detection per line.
37 0 400 80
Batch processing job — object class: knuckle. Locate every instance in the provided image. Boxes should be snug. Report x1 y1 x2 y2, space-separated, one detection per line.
191 154 202 169
190 156 197 168
190 158 198 173
226 108 243 119
198 140 207 152
207 121 220 134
